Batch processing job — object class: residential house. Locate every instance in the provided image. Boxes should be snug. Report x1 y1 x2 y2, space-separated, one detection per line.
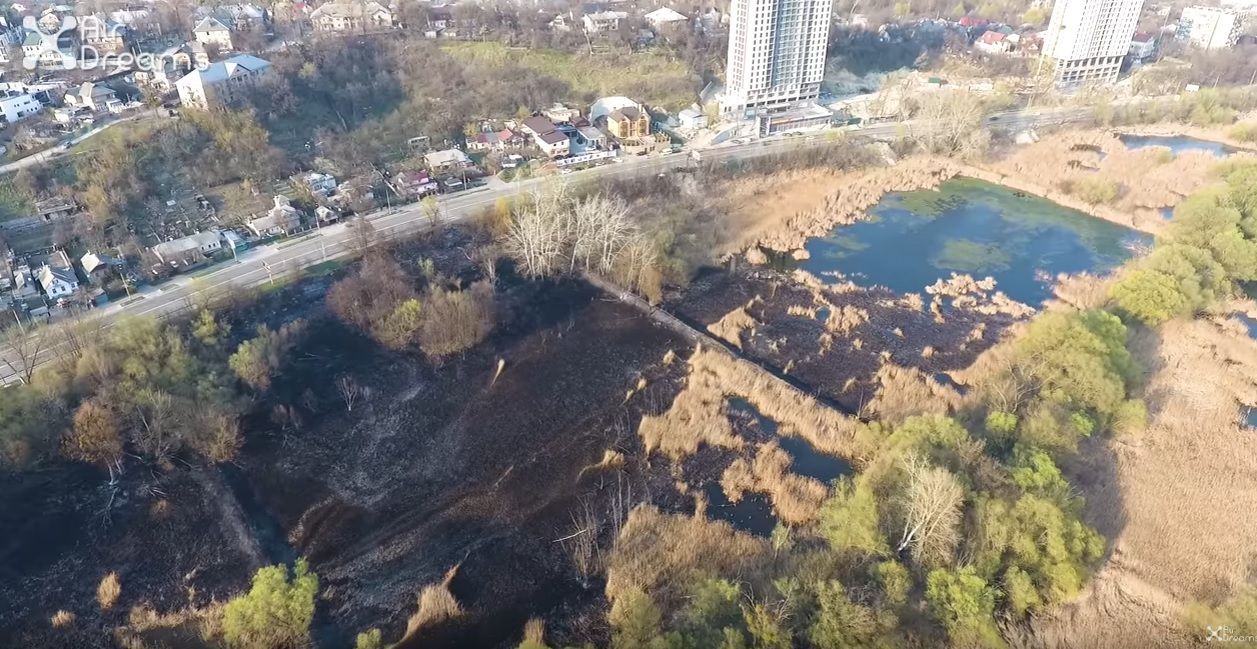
175 54 272 110
424 148 473 173
301 171 337 195
246 195 302 237
975 30 1012 54
466 131 494 152
542 103 580 123
195 4 269 33
521 116 570 158
395 170 438 198
34 197 76 221
645 7 688 29
677 107 707 129
192 16 234 50
583 10 627 33
64 82 121 113
151 231 223 264
575 125 605 150
468 129 524 151
79 15 128 56
22 31 71 68
315 205 339 224
11 264 39 299
36 11 64 33
606 106 651 140
0 93 41 124
549 13 573 31
311 1 393 32
36 263 77 299
79 251 122 283
1129 31 1157 60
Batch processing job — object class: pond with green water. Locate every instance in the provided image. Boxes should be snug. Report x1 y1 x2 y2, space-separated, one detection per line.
800 177 1151 305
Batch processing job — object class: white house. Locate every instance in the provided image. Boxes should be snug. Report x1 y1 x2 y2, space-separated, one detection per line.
423 148 472 173
176 54 272 110
36 264 78 299
64 82 121 113
645 7 688 29
245 195 302 237
521 116 571 158
0 93 42 124
582 10 627 33
310 1 392 32
302 171 337 195
151 231 223 264
1128 32 1157 60
677 107 707 129
192 16 234 50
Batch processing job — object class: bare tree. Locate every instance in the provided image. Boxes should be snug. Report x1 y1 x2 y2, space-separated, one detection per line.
896 453 963 567
350 214 378 257
559 500 601 587
503 186 640 281
337 375 364 412
132 389 180 465
911 91 991 158
503 186 568 278
2 323 51 384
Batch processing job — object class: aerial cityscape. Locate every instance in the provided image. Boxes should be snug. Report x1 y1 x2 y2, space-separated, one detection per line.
1 0 1256 645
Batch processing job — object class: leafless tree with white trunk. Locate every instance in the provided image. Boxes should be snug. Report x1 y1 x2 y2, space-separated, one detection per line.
896 453 964 568
337 375 366 412
504 185 643 282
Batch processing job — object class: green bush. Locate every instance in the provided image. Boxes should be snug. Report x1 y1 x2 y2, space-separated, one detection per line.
223 560 319 649
924 567 1005 649
1229 122 1257 143
1065 176 1120 205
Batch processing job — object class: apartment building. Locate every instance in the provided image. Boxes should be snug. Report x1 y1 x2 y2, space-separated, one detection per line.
1043 0 1146 85
722 0 832 116
1179 6 1243 50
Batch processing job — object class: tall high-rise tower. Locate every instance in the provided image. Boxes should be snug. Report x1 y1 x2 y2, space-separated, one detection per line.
1043 0 1145 85
722 0 832 116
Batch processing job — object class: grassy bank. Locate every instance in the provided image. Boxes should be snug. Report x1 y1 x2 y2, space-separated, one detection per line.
439 42 699 111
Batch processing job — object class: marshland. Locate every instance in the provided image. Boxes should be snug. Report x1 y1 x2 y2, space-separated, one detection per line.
5 125 1257 649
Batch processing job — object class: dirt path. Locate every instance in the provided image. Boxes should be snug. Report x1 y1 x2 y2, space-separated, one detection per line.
189 468 267 571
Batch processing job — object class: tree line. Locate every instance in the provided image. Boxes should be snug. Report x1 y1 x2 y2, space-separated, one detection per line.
0 303 309 474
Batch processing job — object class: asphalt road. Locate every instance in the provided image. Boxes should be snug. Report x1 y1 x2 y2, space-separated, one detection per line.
0 106 1092 384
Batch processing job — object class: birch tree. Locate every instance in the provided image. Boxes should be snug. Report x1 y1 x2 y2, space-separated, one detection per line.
896 453 964 567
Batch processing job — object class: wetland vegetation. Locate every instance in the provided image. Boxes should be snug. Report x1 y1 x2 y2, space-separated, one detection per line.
5 139 1257 649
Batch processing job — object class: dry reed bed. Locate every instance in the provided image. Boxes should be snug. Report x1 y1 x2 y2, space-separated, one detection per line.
717 157 961 256
636 346 868 463
706 303 759 349
979 128 1257 234
604 505 771 606
865 364 963 426
720 441 829 524
1024 316 1257 647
